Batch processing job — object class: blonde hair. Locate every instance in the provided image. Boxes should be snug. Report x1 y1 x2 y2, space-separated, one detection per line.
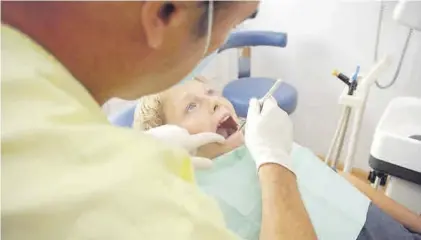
132 93 164 130
132 76 208 130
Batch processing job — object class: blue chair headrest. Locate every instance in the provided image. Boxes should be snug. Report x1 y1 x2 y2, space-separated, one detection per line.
218 31 288 53
108 103 137 128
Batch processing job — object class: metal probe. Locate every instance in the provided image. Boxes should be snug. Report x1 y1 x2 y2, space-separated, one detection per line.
237 79 283 132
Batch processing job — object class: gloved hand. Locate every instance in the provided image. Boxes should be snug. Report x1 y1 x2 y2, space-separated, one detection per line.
145 125 225 169
245 97 294 172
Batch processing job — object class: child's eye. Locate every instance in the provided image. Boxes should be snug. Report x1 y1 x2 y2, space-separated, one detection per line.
186 102 198 113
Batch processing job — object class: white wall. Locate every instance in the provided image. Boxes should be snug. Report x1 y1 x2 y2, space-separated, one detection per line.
208 0 421 170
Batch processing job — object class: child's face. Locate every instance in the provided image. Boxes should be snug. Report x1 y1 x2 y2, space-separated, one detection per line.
162 80 244 159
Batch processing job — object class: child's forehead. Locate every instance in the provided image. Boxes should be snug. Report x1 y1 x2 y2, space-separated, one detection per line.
161 81 207 119
182 80 208 90
166 81 207 98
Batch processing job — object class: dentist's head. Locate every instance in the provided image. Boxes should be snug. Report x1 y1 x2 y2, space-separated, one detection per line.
2 1 258 104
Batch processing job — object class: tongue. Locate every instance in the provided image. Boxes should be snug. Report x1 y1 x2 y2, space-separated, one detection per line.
216 127 229 138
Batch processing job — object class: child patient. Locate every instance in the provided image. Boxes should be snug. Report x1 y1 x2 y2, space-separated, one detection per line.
133 77 421 239
133 76 244 159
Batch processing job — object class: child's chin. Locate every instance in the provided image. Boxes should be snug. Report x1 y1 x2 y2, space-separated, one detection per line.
226 131 244 148
197 131 244 159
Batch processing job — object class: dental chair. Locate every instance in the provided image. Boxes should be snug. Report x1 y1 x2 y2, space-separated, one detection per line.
109 31 298 127
108 101 138 128
220 31 297 118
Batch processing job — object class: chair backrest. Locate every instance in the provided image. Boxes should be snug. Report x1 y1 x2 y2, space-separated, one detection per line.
218 31 288 79
218 31 287 53
108 103 137 128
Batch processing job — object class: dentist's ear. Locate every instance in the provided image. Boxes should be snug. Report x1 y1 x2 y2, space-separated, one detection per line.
141 2 189 49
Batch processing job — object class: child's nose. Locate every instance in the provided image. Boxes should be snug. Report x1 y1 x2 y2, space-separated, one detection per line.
213 103 219 112
207 96 220 113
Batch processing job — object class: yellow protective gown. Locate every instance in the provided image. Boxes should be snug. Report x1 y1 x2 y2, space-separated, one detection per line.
1 24 238 240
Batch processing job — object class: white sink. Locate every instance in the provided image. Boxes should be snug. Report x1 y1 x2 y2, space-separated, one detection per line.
370 97 421 172
369 97 421 214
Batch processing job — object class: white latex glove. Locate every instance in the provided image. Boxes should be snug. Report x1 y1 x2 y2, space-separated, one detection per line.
245 97 294 172
145 125 225 169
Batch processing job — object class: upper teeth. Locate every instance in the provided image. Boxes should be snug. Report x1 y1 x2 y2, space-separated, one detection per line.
218 115 231 127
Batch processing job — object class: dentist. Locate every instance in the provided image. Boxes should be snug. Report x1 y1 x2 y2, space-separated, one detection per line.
1 1 316 240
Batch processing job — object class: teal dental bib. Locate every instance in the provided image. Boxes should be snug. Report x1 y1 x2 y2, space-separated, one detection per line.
195 144 371 240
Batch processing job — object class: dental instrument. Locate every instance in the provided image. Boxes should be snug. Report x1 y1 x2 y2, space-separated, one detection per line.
325 66 360 169
343 57 391 172
325 56 392 171
331 70 350 86
238 79 283 132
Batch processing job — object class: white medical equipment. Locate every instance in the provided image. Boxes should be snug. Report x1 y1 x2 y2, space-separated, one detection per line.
369 97 421 215
325 56 392 171
369 1 421 209
373 0 420 89
325 0 421 214
326 0 421 172
393 0 421 31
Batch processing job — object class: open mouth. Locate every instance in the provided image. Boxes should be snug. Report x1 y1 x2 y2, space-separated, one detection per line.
216 115 239 139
